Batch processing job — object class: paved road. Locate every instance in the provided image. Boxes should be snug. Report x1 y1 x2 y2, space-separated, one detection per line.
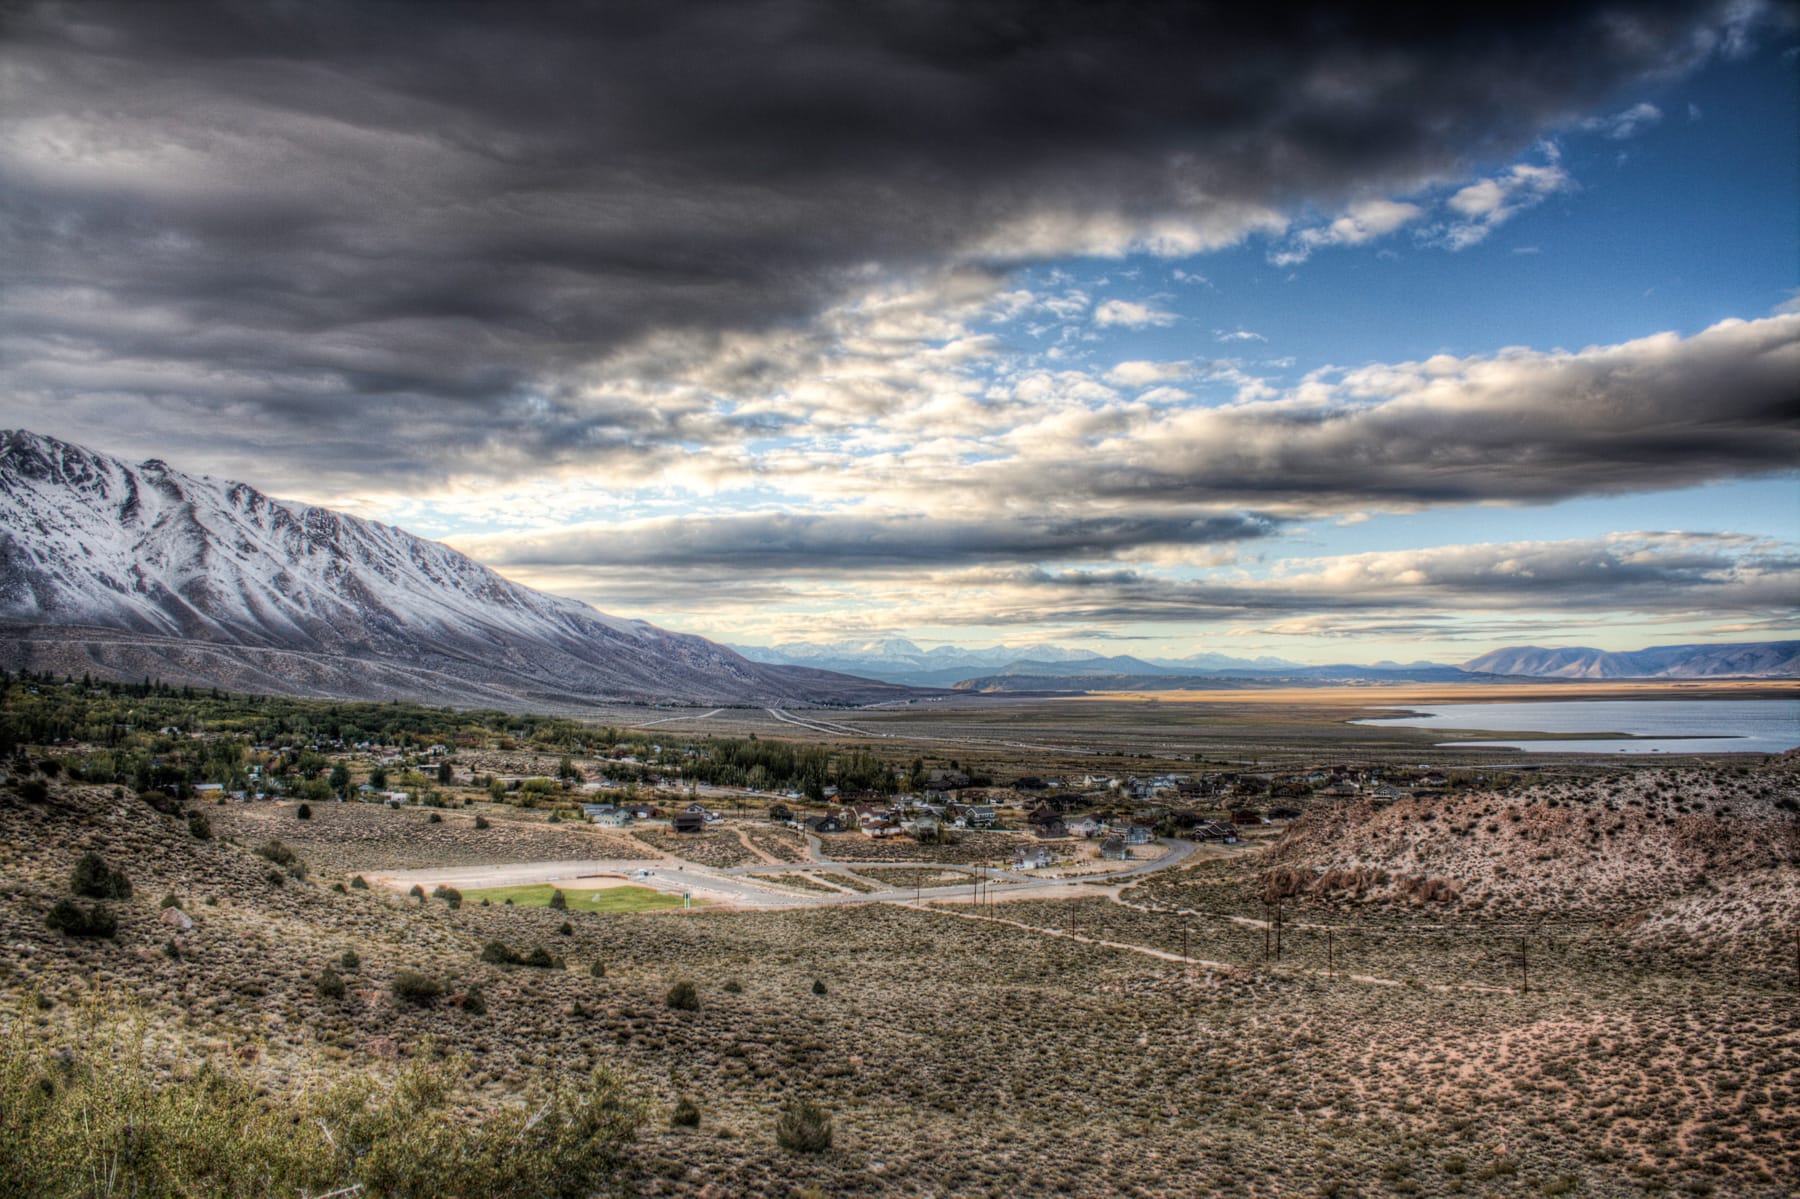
370 837 1198 911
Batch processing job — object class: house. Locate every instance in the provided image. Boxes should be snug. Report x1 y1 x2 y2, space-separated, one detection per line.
1012 844 1054 870
903 814 942 840
1033 816 1067 839
1121 823 1154 845
1099 836 1129 861
861 819 903 838
804 814 845 835
671 812 706 834
962 804 997 829
194 783 224 795
1191 821 1240 844
1068 816 1106 839
768 803 794 824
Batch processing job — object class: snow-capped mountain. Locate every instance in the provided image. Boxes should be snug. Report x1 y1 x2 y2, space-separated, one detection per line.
1463 642 1800 679
0 430 907 707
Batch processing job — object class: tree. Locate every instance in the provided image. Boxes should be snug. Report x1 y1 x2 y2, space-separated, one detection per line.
328 762 351 793
71 852 131 900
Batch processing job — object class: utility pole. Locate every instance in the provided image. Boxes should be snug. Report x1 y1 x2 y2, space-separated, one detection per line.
1520 937 1530 995
1327 929 1335 981
1274 899 1283 961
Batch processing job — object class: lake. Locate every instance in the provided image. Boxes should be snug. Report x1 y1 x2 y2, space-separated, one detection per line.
1353 698 1800 754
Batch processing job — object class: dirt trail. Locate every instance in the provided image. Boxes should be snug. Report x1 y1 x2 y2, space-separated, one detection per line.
912 902 1520 994
734 827 781 866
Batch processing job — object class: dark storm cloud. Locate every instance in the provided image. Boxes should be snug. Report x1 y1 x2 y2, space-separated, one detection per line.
468 510 1282 572
0 0 1777 480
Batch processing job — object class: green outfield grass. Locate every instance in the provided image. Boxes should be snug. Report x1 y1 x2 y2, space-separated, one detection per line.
461 882 697 912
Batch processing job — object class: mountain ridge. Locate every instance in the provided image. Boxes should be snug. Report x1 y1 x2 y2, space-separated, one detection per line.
0 430 908 707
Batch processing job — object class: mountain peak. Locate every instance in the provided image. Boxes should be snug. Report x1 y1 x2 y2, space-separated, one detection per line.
0 429 906 707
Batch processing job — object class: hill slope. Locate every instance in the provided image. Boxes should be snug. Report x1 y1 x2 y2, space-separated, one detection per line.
1463 641 1799 679
0 430 905 707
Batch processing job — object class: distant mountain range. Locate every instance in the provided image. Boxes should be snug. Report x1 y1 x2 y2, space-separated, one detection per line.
742 637 1798 690
732 639 1301 687
1462 642 1799 680
0 430 908 708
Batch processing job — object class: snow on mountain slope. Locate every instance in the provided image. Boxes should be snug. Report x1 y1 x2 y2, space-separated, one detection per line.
1462 641 1800 679
0 430 907 706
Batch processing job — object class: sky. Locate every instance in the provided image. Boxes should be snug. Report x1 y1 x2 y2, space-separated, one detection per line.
2 0 1797 664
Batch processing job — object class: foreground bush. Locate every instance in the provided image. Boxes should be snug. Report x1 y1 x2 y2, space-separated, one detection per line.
70 852 131 900
0 1000 644 1199
775 1098 834 1153
45 899 116 939
664 980 699 1011
390 971 445 1007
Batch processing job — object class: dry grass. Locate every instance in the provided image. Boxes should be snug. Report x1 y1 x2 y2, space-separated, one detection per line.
4 764 1796 1198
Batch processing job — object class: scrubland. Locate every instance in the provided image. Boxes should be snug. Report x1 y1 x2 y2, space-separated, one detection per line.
2 760 1796 1197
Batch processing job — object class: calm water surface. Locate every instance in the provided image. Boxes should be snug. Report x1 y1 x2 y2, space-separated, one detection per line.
1354 698 1799 754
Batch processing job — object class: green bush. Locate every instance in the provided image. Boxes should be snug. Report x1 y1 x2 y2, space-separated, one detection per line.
0 1002 643 1199
426 812 442 823
296 803 312 820
317 965 346 1000
589 961 606 979
70 852 131 900
474 815 490 829
340 948 361 970
811 978 828 996
774 1099 833 1154
664 981 699 1011
671 1097 701 1128
722 980 742 994
557 920 572 936
390 971 445 1007
548 889 568 911
45 899 116 939
17 778 48 803
460 984 487 1016
350 875 368 890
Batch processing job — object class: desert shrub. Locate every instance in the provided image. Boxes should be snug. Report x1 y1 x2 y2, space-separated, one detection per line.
431 885 462 904
548 889 568 910
316 965 346 1000
664 981 699 1011
426 812 442 824
390 971 445 1007
474 815 491 829
722 980 741 993
349 875 368 890
159 892 180 909
480 940 520 965
0 1002 644 1199
255 840 298 867
71 852 131 900
296 803 312 820
811 979 828 996
775 1099 833 1154
340 948 361 970
409 884 426 901
522 948 563 970
45 899 116 939
460 984 487 1016
557 920 572 936
589 960 606 979
671 1097 701 1128
17 778 48 803
265 870 286 887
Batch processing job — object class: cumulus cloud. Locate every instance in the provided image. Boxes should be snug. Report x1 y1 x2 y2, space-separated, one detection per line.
1093 299 1178 329
1436 161 1573 248
1270 198 1424 265
987 314 1800 512
0 0 1774 488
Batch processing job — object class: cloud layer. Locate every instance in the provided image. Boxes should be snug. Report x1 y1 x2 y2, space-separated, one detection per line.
1 0 1775 487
